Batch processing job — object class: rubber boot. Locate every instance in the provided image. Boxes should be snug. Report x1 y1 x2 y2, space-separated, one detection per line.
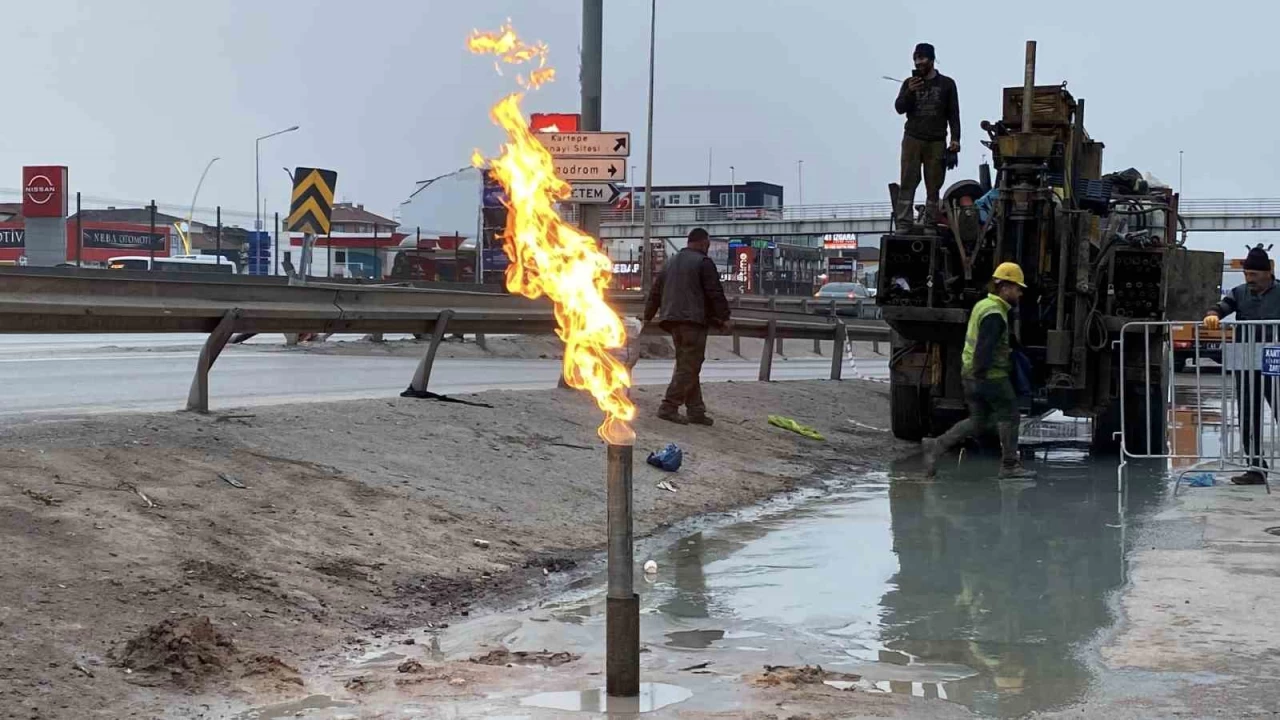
996 422 1035 479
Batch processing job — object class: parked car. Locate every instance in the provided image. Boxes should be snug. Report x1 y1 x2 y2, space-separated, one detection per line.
814 282 871 300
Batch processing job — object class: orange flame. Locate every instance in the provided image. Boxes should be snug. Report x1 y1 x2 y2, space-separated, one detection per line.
469 23 636 446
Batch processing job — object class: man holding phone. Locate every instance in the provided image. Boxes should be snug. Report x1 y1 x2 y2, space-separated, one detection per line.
894 42 961 227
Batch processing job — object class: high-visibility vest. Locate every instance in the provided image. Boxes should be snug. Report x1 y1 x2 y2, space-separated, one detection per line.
961 293 1011 379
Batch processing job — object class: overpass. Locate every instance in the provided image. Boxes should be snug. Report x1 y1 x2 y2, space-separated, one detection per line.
596 198 1280 239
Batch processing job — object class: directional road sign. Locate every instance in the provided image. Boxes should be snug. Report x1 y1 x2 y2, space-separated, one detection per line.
287 167 337 235
541 132 630 158
570 183 622 205
554 158 626 183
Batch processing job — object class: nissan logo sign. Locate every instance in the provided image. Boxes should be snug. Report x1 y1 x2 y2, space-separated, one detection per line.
25 175 56 205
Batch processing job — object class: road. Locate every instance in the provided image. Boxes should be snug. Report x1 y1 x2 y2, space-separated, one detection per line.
0 334 888 418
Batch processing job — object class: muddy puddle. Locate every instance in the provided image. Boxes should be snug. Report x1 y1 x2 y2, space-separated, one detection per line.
224 391 1219 718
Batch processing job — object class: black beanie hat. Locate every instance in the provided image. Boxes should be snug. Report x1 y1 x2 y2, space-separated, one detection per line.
914 43 936 60
1245 245 1271 272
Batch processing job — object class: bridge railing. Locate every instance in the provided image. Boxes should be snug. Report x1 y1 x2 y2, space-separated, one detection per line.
1178 198 1280 216
595 203 892 226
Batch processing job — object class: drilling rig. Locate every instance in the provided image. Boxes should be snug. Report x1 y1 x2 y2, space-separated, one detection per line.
876 40 1223 452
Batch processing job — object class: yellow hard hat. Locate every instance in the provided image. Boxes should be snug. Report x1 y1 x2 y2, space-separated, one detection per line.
992 262 1026 288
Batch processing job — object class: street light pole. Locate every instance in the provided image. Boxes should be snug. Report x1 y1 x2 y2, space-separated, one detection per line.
255 125 300 230
730 165 736 213
1179 150 1184 196
640 0 657 298
797 159 804 206
630 165 636 225
186 156 219 255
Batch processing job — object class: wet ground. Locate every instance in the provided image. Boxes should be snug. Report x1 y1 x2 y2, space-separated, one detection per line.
227 380 1242 719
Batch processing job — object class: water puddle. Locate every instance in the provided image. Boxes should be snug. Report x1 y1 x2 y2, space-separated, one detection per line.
521 682 692 713
231 694 354 720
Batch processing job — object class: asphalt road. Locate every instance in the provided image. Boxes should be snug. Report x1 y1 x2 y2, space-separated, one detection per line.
0 335 888 418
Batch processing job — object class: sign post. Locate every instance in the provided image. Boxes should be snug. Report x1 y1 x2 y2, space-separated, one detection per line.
286 167 338 286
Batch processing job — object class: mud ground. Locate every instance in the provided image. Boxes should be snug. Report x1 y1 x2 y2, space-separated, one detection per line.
0 378 908 719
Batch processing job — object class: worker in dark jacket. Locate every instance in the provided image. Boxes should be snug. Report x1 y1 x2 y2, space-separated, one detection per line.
922 262 1035 479
644 227 731 425
1204 244 1280 484
894 42 961 228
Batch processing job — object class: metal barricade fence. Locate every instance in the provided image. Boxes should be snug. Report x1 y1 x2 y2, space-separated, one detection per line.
1118 319 1276 494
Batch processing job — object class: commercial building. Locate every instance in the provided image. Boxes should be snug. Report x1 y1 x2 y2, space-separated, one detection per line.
285 202 404 279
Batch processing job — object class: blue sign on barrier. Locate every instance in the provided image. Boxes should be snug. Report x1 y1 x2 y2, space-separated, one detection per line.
1263 346 1280 376
245 231 272 275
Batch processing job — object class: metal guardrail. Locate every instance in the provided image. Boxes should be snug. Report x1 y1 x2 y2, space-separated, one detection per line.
0 268 886 413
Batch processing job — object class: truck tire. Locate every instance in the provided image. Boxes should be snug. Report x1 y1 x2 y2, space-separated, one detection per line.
891 381 927 442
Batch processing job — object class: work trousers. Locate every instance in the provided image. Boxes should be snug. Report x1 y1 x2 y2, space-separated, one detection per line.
897 135 947 226
1235 371 1278 469
661 323 709 417
934 377 1020 467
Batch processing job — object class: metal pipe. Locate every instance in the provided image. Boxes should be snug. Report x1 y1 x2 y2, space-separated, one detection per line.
640 0 656 296
605 443 639 696
578 0 603 279
1022 41 1037 134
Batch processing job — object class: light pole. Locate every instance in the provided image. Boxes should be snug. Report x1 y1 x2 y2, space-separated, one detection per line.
797 159 804 206
640 0 657 298
1179 150 1184 196
729 165 736 214
185 156 219 255
256 125 299 230
630 164 636 224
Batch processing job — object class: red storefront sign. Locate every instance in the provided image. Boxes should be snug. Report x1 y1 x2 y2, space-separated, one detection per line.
22 166 68 218
0 220 171 264
530 112 580 133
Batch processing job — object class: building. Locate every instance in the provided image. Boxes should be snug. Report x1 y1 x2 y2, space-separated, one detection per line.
0 206 177 266
624 180 784 212
285 202 405 279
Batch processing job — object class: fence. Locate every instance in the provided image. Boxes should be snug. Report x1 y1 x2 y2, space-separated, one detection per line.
1117 320 1278 494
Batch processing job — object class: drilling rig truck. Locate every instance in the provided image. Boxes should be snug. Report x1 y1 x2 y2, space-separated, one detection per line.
876 41 1223 453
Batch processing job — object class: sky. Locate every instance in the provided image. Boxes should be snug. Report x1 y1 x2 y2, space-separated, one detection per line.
2 0 1276 254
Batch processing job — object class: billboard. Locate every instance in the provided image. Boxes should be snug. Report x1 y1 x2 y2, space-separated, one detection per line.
22 166 68 219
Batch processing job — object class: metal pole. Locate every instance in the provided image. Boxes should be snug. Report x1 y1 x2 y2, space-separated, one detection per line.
148 200 156 269
1179 150 1184 196
605 443 639 696
797 159 803 206
255 138 261 231
640 0 656 297
579 0 603 248
75 192 82 267
630 166 636 224
730 165 736 213
1021 40 1037 134
274 212 280 276
216 206 222 266
189 157 219 255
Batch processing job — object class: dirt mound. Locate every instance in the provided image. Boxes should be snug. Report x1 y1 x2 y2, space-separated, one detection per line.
751 664 860 688
240 654 303 688
116 616 236 685
470 647 579 667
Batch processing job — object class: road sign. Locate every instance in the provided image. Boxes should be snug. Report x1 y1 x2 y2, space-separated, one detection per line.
1264 346 1280 376
569 183 622 205
531 113 580 133
287 167 337 235
554 158 625 182
541 132 630 158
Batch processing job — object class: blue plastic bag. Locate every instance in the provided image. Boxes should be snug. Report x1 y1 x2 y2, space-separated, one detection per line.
1011 350 1033 398
646 443 683 472
1186 473 1215 488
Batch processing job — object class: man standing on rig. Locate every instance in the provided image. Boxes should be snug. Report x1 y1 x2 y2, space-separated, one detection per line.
894 42 961 228
1204 244 1280 485
922 263 1036 479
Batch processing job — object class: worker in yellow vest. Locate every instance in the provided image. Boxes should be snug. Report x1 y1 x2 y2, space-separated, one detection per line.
923 262 1036 479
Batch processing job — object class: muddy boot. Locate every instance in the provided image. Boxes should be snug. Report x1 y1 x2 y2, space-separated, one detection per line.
657 408 688 425
687 414 714 427
921 437 941 478
996 422 1033 479
998 463 1037 480
1231 470 1267 485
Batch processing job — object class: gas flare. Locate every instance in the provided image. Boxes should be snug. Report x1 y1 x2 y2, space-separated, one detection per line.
468 23 636 445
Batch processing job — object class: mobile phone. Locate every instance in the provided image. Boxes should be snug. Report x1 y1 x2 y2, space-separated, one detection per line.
911 68 924 79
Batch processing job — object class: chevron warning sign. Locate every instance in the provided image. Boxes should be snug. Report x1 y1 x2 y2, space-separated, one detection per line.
287 167 337 235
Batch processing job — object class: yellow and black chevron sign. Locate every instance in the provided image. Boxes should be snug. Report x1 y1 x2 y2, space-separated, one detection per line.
287 167 338 235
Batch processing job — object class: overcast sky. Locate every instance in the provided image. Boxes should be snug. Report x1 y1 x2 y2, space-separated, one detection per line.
3 0 1275 252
